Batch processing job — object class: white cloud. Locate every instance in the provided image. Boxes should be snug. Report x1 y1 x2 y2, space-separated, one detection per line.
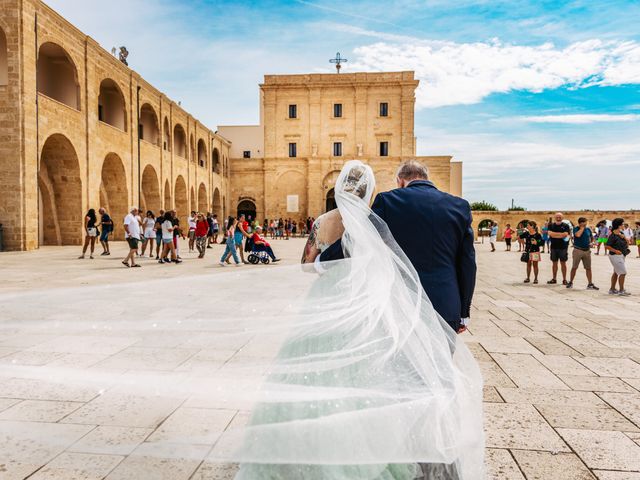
518 114 640 124
340 28 640 108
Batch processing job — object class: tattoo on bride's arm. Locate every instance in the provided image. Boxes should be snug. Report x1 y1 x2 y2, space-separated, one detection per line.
301 222 319 263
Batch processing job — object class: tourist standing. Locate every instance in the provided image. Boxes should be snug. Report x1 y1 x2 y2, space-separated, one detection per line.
567 217 598 290
219 216 241 266
172 211 185 259
623 223 634 246
547 212 571 285
195 213 209 258
154 210 165 260
503 224 514 251
79 209 98 259
606 218 631 295
159 210 180 264
520 221 542 284
98 207 113 256
488 222 498 252
211 214 220 245
595 221 609 255
634 221 640 258
541 222 549 253
187 211 197 253
140 211 156 258
122 207 141 267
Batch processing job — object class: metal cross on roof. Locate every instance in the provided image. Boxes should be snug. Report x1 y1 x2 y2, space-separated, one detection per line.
329 52 348 73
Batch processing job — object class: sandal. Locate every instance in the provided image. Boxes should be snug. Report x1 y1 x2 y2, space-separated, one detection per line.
122 261 130 267
547 279 557 284
533 279 538 284
131 264 141 267
524 278 530 283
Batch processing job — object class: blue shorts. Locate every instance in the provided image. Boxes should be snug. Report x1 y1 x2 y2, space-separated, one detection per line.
99 230 110 242
234 232 243 246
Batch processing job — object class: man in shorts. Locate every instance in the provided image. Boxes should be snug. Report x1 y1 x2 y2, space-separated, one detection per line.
98 207 113 255
547 212 571 285
123 207 141 267
489 222 498 252
566 217 598 290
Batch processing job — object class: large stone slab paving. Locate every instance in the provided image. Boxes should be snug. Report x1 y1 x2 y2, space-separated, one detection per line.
510 450 596 480
557 429 640 472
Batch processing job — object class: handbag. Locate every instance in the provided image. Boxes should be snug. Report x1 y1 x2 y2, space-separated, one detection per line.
520 252 529 263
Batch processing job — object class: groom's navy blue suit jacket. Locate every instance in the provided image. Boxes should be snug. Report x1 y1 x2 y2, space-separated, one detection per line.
320 180 476 332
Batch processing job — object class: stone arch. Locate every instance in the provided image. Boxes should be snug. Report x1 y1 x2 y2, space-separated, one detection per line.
164 179 172 210
516 219 530 229
322 170 341 212
139 103 159 145
100 153 129 239
38 134 82 245
190 186 196 212
173 124 187 158
212 148 220 174
476 217 497 240
198 183 208 212
212 188 222 218
174 176 187 221
0 26 7 85
163 117 171 151
98 79 126 131
37 42 80 109
141 165 160 214
237 199 257 220
197 139 207 168
275 170 307 217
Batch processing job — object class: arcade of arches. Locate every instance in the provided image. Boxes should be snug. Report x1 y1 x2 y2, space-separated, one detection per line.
473 210 640 241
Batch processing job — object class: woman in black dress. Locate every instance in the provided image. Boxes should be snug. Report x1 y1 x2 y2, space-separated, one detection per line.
79 209 98 259
520 221 543 284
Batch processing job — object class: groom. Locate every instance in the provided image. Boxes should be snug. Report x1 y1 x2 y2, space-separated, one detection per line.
319 160 476 334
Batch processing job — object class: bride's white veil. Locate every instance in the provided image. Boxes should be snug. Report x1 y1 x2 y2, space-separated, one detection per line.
0 160 484 480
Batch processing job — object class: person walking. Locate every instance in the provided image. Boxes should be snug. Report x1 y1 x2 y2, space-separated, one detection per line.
159 210 181 264
606 218 631 296
140 211 156 258
547 212 571 285
195 213 209 258
489 222 498 252
228 213 249 264
219 216 241 266
503 224 514 251
634 221 640 258
153 210 165 260
595 221 609 255
79 209 99 259
187 211 197 253
520 221 542 284
98 207 113 256
172 211 185 259
122 207 141 267
566 217 598 290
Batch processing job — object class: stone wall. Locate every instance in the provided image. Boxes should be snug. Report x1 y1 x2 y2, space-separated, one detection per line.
0 0 231 250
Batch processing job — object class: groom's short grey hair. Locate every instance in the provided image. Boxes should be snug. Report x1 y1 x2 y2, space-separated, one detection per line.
396 160 429 181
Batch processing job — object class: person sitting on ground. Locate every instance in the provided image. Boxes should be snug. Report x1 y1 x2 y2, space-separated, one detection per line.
605 217 631 296
520 221 542 284
252 226 280 262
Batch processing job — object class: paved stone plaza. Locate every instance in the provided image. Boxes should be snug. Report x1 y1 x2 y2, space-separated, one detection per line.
0 238 639 479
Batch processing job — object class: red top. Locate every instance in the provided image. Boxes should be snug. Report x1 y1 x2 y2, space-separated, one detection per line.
504 228 514 239
195 220 209 237
242 221 249 232
252 232 270 248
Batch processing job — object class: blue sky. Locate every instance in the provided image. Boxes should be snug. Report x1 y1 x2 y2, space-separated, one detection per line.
46 0 640 210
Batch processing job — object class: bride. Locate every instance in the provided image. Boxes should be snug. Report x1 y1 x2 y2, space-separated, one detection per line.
232 160 484 479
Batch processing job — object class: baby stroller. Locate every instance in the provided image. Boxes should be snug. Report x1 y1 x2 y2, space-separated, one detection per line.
245 237 271 264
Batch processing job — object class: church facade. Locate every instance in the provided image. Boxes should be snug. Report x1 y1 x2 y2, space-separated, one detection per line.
219 72 462 222
0 0 461 251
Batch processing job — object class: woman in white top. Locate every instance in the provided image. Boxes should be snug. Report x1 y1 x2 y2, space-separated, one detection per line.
140 211 156 258
159 211 181 264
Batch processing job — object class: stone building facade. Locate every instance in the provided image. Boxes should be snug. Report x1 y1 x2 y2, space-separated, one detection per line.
219 72 462 221
0 0 231 250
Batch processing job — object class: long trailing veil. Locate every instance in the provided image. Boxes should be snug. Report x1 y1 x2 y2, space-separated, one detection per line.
0 160 484 480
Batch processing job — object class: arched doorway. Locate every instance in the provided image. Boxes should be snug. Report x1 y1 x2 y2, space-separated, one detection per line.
37 42 79 109
98 79 126 131
212 188 222 218
237 200 257 221
141 165 160 214
198 183 208 212
173 124 186 158
139 104 159 145
38 134 82 245
477 218 495 242
325 188 337 212
164 179 172 210
174 176 187 221
0 27 8 86
100 153 128 239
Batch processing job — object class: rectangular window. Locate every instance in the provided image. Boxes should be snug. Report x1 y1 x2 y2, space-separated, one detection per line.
288 142 297 158
334 103 342 118
379 141 389 157
243 151 251 158
288 104 297 119
333 142 342 157
380 102 389 117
